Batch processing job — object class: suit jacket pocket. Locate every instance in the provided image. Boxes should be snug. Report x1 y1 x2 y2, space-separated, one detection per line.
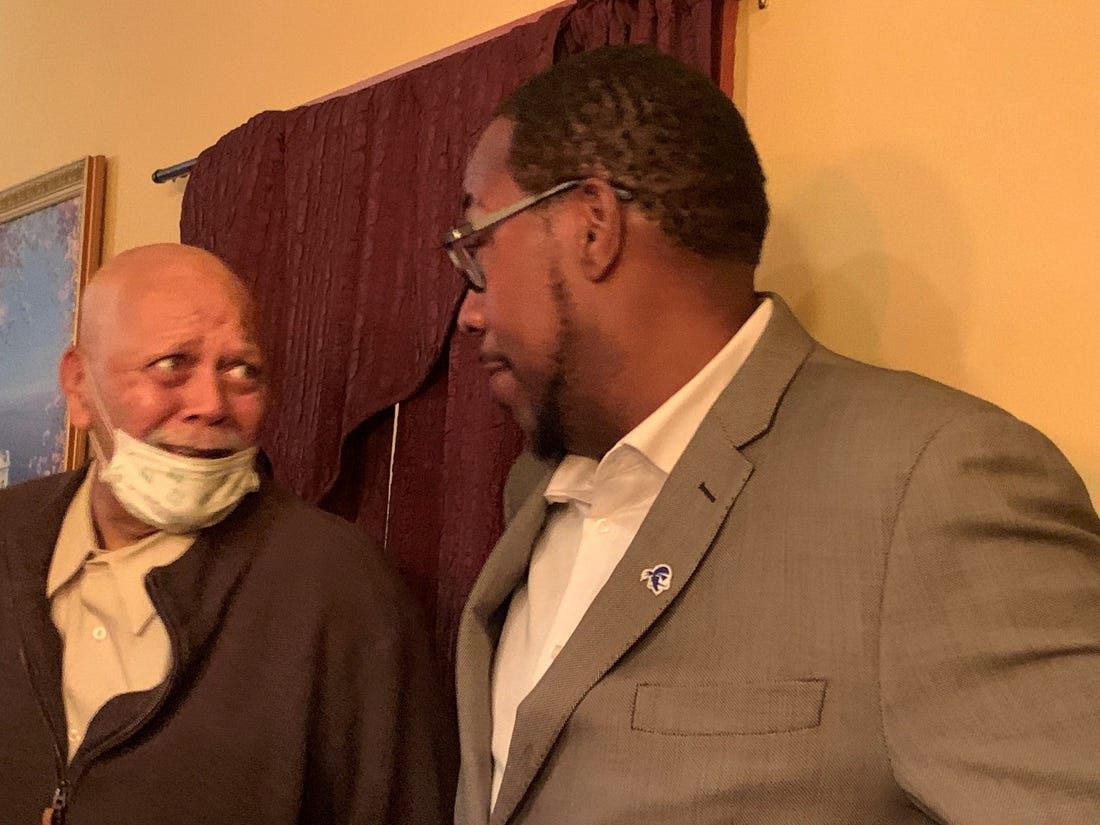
632 679 827 735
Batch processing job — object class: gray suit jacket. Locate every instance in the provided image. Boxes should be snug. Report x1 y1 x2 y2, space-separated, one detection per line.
454 296 1100 825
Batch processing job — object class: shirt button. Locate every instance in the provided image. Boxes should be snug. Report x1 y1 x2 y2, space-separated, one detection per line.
92 626 108 640
68 728 80 743
595 518 610 533
551 644 563 660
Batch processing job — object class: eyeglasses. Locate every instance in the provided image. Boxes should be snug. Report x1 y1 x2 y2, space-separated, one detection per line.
442 179 633 292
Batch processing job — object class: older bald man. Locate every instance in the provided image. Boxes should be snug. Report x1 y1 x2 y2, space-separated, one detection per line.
0 244 455 825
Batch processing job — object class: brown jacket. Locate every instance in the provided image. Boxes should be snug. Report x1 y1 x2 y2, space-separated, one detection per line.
1 469 456 825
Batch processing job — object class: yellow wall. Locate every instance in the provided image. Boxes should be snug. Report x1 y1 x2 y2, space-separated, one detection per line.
0 0 564 255
736 1 1099 505
3 0 1096 503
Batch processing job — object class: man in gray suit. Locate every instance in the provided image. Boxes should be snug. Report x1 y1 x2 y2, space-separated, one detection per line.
444 45 1100 825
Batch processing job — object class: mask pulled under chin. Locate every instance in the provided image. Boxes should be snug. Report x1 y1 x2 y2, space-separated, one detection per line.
97 429 260 534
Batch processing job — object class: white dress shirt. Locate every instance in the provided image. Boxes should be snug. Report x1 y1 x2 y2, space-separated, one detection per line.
489 297 773 808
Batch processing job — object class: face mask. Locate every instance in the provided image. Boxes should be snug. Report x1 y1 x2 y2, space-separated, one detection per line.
95 430 260 534
84 365 260 534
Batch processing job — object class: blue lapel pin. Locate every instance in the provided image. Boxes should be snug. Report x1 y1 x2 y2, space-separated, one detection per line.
641 564 672 595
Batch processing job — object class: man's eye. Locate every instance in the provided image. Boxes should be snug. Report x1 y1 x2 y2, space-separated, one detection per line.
151 354 185 371
225 363 261 382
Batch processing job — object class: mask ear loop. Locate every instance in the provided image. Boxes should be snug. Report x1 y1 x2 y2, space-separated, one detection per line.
80 353 117 465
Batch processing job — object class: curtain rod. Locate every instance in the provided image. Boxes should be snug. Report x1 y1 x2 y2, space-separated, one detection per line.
152 158 197 183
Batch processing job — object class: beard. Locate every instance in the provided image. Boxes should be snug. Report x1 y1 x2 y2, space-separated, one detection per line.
531 367 567 461
529 261 573 461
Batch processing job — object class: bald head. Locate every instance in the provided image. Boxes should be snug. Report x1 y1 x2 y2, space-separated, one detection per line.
79 243 254 362
61 241 266 463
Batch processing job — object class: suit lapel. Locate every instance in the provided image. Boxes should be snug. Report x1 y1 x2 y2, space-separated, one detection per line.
456 462 555 825
490 421 753 825
489 296 816 824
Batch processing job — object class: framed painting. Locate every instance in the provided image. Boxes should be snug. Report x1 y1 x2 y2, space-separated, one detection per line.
0 156 106 489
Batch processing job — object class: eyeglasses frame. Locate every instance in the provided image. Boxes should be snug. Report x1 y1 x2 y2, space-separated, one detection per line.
441 178 633 292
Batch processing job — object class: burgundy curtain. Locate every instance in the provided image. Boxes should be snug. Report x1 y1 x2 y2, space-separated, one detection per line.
180 0 728 662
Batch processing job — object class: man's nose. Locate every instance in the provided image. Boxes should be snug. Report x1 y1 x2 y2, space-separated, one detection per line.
457 288 486 335
180 370 230 424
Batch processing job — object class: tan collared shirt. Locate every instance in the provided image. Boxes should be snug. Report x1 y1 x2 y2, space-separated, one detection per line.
47 468 196 759
490 298 775 808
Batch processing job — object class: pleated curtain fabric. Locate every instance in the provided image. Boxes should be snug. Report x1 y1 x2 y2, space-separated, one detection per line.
180 0 727 663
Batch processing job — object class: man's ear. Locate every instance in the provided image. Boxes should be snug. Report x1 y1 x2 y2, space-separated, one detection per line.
59 346 93 430
576 178 626 283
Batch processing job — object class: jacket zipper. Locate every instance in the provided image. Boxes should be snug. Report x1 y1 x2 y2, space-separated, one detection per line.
5 541 68 821
21 575 181 824
17 646 70 824
49 780 70 824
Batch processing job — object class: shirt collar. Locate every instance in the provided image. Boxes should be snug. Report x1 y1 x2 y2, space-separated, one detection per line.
544 455 600 506
544 297 773 503
622 297 773 474
47 469 99 599
47 464 197 634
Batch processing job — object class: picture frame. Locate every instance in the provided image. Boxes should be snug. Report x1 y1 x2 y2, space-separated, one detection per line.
0 156 106 489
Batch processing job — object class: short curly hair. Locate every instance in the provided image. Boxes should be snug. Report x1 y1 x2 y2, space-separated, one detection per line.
497 44 769 265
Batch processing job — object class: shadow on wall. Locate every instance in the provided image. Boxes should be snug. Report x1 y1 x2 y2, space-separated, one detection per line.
756 147 974 390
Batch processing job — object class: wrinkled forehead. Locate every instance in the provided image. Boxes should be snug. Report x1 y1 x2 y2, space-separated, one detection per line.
88 263 261 363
